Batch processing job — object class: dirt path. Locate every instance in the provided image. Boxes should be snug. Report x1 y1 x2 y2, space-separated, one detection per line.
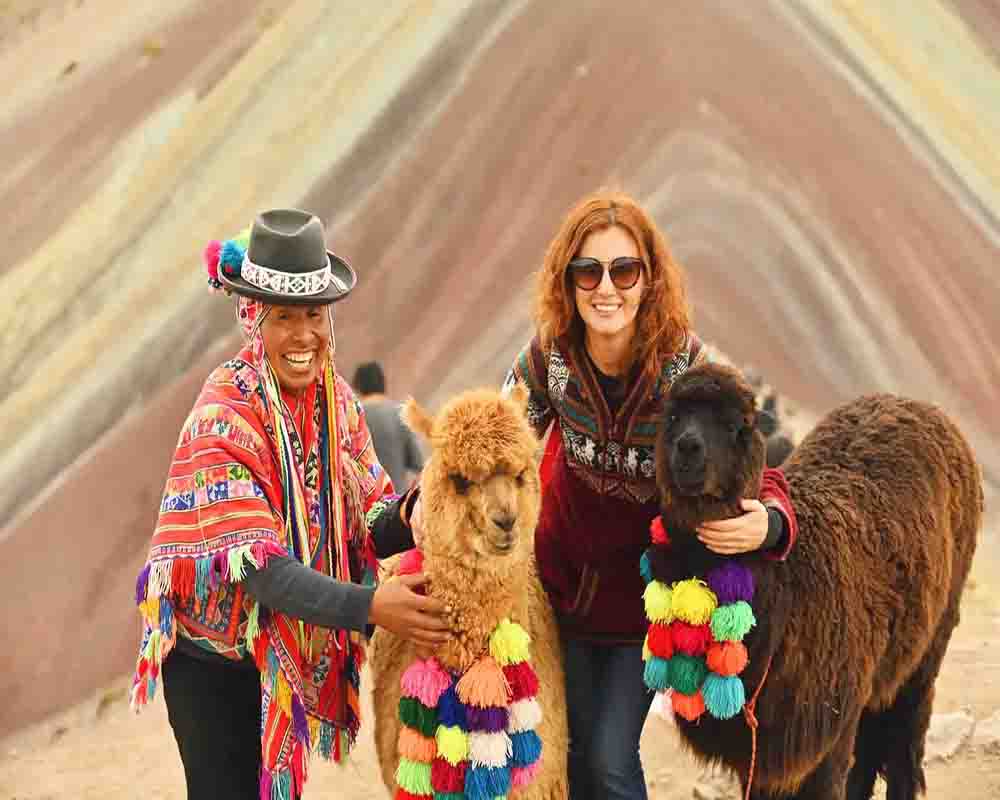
2 533 998 800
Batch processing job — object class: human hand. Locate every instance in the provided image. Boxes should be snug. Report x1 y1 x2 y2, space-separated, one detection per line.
369 572 449 648
409 495 424 548
696 499 768 555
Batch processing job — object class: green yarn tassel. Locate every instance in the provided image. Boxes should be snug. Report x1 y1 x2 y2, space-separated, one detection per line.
399 696 438 738
245 600 260 644
232 226 252 249
710 601 756 642
396 757 433 794
702 673 746 719
669 653 708 695
643 656 671 691
434 794 466 800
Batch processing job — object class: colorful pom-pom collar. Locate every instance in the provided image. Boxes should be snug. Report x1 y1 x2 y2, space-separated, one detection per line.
643 515 776 800
641 517 757 723
393 549 543 799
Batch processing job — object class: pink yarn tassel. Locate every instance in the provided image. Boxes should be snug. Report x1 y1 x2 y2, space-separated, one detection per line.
400 657 452 707
204 240 222 277
511 761 541 788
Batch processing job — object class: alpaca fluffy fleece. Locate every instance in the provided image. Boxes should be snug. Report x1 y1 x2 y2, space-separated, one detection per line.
371 386 569 799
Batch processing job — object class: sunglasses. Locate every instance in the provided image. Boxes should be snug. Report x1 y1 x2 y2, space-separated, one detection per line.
567 256 643 291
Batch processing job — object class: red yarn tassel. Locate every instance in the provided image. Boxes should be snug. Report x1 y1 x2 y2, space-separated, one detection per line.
647 622 674 659
503 661 540 702
395 789 431 800
670 620 713 657
171 558 196 603
431 757 466 793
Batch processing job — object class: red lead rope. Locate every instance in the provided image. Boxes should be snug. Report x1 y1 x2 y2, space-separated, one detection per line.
742 654 773 800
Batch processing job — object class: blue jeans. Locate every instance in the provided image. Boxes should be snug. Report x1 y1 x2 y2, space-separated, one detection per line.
562 636 655 799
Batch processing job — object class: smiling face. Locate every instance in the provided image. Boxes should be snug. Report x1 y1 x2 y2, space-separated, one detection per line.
260 303 332 394
573 224 646 345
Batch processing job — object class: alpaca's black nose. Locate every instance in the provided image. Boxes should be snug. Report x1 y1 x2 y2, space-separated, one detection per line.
493 513 516 533
676 432 704 459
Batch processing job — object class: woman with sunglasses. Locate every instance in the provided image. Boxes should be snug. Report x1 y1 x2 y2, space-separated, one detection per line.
499 190 799 798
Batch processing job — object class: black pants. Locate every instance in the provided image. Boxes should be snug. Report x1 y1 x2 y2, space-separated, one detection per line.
163 649 262 799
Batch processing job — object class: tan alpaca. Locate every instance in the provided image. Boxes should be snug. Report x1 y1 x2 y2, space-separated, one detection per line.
370 385 568 799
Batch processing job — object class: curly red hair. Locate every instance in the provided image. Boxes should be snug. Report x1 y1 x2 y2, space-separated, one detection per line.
534 189 691 380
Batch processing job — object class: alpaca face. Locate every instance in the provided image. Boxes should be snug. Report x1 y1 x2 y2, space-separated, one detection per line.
402 386 541 568
446 464 539 558
661 403 753 496
656 364 766 503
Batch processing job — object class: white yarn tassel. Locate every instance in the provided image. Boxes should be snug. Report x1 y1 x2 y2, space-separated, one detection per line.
508 698 543 733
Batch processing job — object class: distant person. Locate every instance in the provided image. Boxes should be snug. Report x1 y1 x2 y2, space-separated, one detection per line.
353 361 424 490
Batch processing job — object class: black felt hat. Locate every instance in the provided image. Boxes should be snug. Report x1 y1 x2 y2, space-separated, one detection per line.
218 208 356 304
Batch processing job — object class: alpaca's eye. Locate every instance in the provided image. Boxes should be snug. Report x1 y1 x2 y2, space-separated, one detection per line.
666 414 679 428
450 473 472 494
515 469 527 487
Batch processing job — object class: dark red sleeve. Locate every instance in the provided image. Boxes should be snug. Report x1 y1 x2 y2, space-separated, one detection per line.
760 467 798 561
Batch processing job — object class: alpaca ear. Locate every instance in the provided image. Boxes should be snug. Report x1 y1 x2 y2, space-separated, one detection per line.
507 382 530 413
401 397 434 440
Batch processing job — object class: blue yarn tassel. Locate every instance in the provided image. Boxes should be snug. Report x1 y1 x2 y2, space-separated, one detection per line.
158 597 173 635
464 765 510 799
702 673 746 720
219 240 245 277
643 656 671 691
510 730 542 767
437 682 468 730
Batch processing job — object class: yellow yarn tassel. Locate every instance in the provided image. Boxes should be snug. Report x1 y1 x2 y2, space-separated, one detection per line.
435 724 469 765
275 670 293 715
489 619 531 666
643 580 674 623
671 578 717 625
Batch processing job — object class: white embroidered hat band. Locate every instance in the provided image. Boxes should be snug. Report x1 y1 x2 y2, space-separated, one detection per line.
240 253 351 296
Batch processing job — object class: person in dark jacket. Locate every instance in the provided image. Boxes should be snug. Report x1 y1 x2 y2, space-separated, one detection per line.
500 190 799 799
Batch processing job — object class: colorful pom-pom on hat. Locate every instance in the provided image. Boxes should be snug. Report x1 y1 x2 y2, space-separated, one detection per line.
203 240 223 292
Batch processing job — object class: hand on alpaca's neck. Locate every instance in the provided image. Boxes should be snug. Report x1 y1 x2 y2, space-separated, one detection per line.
661 464 764 535
662 493 746 536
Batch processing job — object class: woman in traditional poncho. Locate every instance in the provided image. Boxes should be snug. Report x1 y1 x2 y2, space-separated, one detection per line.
131 209 448 800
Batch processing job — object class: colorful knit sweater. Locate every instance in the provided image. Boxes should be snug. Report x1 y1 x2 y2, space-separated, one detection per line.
131 347 399 798
503 333 797 642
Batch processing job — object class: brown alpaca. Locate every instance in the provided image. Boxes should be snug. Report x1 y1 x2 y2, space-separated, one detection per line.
650 363 982 800
370 385 569 799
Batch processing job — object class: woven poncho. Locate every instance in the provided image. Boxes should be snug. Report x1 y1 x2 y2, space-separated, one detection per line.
131 236 397 799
